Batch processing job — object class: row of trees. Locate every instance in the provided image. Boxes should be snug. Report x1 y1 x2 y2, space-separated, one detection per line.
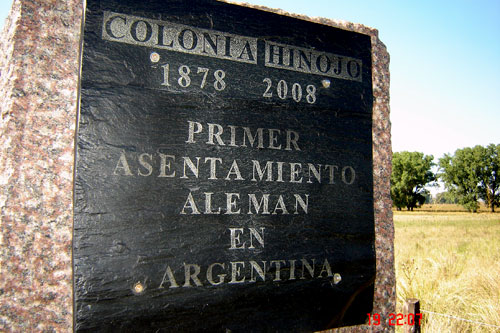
391 144 500 212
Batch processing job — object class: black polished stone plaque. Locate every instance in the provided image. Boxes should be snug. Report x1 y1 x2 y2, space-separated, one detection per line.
74 0 375 331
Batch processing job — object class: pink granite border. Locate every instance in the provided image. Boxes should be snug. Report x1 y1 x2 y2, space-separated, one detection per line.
0 1 393 331
0 0 83 331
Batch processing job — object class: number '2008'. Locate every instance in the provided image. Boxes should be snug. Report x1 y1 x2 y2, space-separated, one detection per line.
263 78 316 104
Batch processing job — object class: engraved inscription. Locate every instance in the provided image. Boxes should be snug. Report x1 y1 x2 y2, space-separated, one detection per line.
160 63 227 91
265 40 363 82
262 78 317 104
112 120 358 215
102 11 258 64
75 2 375 330
158 258 334 288
102 11 363 83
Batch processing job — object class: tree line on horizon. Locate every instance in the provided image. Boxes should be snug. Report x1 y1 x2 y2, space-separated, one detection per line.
390 144 500 212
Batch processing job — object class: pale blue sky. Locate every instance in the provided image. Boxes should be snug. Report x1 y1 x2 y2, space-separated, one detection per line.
1 0 499 161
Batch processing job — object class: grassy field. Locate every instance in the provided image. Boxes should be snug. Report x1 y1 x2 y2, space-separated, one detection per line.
394 207 500 332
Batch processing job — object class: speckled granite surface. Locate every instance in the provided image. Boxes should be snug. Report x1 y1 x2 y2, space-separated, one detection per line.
0 1 393 331
0 0 82 331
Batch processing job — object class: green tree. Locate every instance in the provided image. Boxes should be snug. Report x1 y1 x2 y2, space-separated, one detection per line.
434 191 458 204
391 151 435 211
439 145 499 212
478 144 500 212
439 147 480 212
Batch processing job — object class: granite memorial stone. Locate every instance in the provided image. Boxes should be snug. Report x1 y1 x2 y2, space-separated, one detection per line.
0 0 394 331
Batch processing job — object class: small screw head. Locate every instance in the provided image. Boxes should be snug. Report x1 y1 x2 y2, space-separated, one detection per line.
333 273 342 285
321 79 331 88
150 52 160 63
133 282 145 294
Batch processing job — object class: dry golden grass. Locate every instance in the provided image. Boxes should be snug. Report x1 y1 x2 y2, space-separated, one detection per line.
394 211 500 332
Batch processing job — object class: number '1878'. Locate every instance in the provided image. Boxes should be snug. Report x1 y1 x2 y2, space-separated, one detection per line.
161 64 226 91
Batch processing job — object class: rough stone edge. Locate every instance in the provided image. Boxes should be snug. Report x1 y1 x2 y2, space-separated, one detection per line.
0 0 21 141
222 2 396 332
0 0 83 331
0 0 393 331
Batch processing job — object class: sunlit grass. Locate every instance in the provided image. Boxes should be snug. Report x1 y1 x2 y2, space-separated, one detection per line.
394 211 500 332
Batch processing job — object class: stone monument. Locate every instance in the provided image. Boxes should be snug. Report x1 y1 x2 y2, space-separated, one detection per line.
0 0 394 331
